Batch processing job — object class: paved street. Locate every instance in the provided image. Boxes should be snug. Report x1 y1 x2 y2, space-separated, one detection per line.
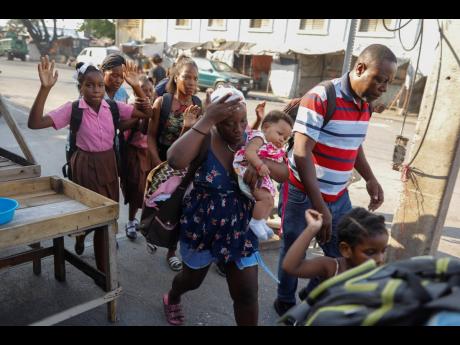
0 58 459 325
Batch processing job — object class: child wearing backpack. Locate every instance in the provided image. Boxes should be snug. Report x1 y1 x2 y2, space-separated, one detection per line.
282 207 388 284
28 56 152 274
147 55 202 272
101 53 131 103
121 75 157 240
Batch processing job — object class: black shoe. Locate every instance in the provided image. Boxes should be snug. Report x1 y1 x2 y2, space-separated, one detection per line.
215 262 226 277
273 298 296 317
75 235 85 255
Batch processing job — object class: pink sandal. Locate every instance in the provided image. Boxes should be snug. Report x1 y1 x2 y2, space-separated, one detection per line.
163 293 185 326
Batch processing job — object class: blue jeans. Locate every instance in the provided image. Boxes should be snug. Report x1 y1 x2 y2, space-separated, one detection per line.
276 183 352 304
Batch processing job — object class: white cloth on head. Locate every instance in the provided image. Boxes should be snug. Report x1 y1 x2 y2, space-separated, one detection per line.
78 62 97 75
210 85 246 104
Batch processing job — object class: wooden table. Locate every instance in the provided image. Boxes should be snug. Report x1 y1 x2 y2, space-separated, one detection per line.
0 176 121 325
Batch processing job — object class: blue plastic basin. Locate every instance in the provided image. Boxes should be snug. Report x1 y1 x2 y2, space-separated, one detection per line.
0 197 19 225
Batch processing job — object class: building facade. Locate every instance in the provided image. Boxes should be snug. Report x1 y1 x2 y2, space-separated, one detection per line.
116 19 436 108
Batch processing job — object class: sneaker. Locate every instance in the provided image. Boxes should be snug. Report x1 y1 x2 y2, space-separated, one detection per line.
133 218 140 231
125 222 137 240
249 218 268 240
273 298 296 317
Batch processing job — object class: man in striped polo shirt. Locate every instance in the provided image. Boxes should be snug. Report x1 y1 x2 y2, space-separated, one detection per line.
274 44 397 316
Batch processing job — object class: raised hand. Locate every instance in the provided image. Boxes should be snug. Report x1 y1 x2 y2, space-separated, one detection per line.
255 101 266 121
135 97 151 112
204 93 243 125
205 88 214 108
123 60 141 87
183 104 201 129
305 209 323 234
38 55 58 89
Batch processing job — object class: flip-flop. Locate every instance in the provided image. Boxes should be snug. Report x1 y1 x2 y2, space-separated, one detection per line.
167 256 183 271
163 293 184 326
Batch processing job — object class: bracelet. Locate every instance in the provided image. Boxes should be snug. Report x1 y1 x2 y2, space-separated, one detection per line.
191 126 207 136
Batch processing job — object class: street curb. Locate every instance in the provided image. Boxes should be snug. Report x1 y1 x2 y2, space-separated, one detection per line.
372 113 418 125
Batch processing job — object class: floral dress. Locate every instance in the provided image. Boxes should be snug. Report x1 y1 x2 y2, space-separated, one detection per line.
179 149 257 263
233 130 286 198
157 103 189 161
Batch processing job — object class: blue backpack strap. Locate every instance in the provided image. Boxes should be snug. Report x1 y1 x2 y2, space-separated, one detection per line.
318 80 336 129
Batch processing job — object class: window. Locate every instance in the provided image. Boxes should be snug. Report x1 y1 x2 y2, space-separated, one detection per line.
249 19 273 32
195 58 213 71
124 19 141 28
357 19 395 38
359 19 393 32
211 60 234 73
175 19 191 29
298 19 328 35
208 19 226 30
299 19 325 31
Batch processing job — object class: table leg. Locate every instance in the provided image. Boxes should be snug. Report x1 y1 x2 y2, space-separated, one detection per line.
104 221 119 322
53 237 66 282
30 242 42 275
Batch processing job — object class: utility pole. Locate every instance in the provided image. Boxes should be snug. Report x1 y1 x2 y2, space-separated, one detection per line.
387 19 460 261
342 19 358 75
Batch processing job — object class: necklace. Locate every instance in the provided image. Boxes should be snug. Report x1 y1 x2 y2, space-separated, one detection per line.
226 144 236 153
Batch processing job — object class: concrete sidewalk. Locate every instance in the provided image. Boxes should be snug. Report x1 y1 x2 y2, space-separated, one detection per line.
0 233 306 326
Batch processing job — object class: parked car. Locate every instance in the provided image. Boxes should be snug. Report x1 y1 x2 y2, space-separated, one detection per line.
193 57 253 96
0 34 28 61
76 46 122 68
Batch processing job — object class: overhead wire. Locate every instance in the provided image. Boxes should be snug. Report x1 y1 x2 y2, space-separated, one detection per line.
382 19 424 137
406 19 443 167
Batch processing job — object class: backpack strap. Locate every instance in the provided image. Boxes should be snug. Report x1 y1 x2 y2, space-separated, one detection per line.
191 95 202 107
158 93 203 139
158 93 173 136
318 80 337 129
68 100 84 161
63 100 84 178
177 134 211 190
105 99 120 134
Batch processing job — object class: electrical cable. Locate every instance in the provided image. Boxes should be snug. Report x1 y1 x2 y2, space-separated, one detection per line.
406 19 443 167
383 19 414 32
398 22 423 52
400 20 424 136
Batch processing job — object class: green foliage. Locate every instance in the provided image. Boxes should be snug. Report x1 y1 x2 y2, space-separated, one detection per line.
77 19 115 39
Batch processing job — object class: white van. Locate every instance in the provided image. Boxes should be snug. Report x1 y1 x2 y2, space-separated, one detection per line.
76 46 121 68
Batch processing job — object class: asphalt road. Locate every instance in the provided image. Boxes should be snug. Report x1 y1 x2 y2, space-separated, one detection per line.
1 57 459 325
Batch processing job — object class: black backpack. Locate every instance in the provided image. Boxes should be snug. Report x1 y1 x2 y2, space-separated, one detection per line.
157 93 202 147
284 80 373 152
278 256 460 326
62 99 121 181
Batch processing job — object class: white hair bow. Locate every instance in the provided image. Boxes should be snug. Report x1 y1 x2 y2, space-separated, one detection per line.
78 62 96 75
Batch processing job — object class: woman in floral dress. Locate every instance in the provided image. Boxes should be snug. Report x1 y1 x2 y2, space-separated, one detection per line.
161 88 288 326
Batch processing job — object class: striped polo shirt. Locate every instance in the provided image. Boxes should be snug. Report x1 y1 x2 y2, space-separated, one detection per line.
288 73 371 202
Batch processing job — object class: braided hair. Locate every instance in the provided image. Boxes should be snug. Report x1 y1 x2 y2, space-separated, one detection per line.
101 53 126 72
337 207 388 248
